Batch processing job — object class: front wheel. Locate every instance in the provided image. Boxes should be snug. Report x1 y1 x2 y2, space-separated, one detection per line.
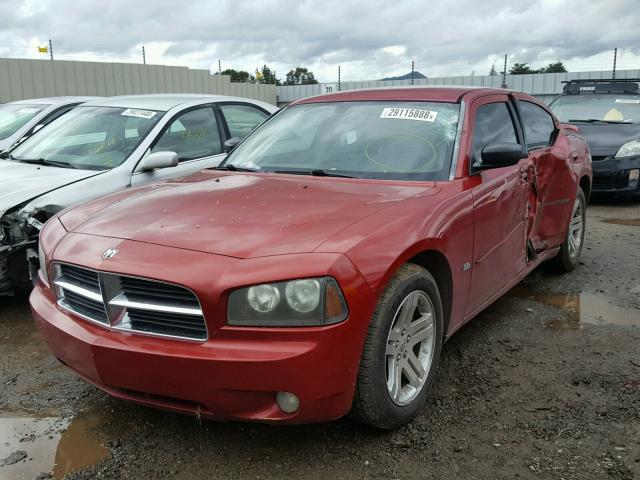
350 264 443 429
548 188 587 272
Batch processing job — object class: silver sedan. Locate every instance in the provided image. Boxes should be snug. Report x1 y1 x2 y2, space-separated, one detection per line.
0 93 277 295
0 96 99 153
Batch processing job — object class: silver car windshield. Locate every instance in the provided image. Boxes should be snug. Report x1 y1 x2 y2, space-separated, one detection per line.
10 106 163 170
550 94 640 123
0 104 47 140
224 101 460 181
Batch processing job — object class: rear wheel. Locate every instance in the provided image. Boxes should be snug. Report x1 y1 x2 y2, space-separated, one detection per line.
548 188 586 272
351 264 443 429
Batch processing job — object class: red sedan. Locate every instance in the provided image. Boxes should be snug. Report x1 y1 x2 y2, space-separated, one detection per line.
31 87 592 429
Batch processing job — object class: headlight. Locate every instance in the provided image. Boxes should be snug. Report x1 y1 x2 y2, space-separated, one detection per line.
228 277 348 327
615 140 640 158
247 284 281 312
38 241 49 288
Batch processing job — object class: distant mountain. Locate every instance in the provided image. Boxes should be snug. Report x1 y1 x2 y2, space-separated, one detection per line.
381 71 427 81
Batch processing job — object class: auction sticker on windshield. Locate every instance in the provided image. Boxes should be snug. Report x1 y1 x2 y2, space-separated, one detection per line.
121 108 157 119
380 108 438 122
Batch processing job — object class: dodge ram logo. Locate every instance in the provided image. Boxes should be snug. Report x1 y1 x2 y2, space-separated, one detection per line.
102 248 119 259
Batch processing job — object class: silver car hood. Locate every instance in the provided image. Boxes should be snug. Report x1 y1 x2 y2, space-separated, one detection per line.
0 160 104 217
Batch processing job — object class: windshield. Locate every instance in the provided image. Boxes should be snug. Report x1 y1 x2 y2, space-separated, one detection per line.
224 101 460 181
10 106 163 170
550 94 640 123
0 104 47 140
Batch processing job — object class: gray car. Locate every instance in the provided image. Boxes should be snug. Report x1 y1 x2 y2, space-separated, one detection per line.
0 93 277 295
0 96 100 153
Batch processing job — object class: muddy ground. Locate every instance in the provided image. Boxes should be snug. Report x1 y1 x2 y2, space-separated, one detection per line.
1 200 639 480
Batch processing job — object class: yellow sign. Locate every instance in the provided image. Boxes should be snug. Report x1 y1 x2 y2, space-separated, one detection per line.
38 46 48 53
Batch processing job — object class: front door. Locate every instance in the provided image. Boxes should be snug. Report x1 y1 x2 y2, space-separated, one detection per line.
131 106 226 187
466 97 534 315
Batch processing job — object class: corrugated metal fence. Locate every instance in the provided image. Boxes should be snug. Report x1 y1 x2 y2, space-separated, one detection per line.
277 70 640 105
0 58 277 105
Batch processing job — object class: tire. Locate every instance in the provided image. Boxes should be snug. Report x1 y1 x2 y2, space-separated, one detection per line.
548 188 587 272
350 263 444 429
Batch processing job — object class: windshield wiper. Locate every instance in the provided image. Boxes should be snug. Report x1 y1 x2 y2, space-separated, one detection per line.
212 164 259 172
12 157 77 169
274 169 355 178
568 118 633 124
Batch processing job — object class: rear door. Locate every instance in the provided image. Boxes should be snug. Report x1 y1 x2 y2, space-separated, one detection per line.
514 96 573 250
466 96 533 314
131 106 226 186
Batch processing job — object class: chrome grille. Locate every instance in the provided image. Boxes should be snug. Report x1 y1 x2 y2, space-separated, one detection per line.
59 264 101 292
53 263 207 341
62 289 109 324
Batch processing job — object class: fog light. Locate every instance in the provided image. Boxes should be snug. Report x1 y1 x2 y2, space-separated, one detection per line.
629 169 639 187
276 391 300 413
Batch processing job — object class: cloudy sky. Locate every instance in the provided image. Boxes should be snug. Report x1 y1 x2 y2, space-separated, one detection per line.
1 0 638 82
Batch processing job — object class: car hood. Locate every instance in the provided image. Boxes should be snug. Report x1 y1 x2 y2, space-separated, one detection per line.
0 160 104 217
574 123 640 157
69 172 433 258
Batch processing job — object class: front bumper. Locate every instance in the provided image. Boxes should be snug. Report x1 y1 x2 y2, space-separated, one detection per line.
591 155 640 194
0 240 37 295
30 240 375 424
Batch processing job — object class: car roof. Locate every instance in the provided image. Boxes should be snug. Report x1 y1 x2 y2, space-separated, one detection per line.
6 96 101 106
292 86 515 105
81 94 276 112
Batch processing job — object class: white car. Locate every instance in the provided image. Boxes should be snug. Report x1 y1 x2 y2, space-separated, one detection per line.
0 93 277 295
0 96 99 153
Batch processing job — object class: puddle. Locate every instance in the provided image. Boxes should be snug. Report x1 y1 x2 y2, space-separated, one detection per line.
510 285 640 330
601 217 640 227
0 411 109 479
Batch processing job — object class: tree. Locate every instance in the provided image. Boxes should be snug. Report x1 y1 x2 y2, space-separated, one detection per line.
489 64 497 76
221 68 255 83
285 67 318 85
257 64 281 85
509 63 538 75
540 61 567 73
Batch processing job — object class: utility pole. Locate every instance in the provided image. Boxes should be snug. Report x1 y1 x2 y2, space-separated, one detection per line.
142 46 146 64
218 59 221 75
411 60 415 85
338 65 341 91
613 48 618 79
501 54 508 88
48 39 53 60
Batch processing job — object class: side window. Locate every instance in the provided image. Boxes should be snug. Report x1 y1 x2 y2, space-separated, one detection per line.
152 107 221 161
220 104 269 139
519 101 556 149
471 102 519 166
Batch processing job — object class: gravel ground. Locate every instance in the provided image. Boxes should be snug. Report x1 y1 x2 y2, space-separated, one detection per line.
1 200 639 480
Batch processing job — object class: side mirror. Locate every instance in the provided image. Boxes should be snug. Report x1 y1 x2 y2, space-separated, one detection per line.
140 151 179 171
224 137 241 153
475 143 524 171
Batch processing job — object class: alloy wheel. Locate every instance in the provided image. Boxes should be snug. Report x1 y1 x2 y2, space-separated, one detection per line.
385 290 436 406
